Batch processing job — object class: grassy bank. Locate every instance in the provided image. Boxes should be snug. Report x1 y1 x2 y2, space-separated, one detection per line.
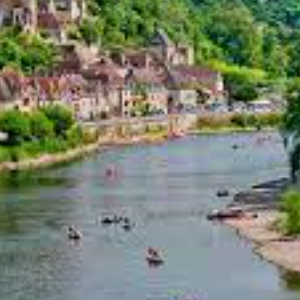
0 106 98 164
195 112 282 133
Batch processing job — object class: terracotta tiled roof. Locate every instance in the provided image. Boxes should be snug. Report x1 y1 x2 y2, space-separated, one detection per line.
54 58 82 74
126 68 163 85
25 76 63 100
83 59 124 87
168 65 222 93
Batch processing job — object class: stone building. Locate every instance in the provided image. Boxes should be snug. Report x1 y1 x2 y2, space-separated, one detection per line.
0 0 86 41
150 28 194 66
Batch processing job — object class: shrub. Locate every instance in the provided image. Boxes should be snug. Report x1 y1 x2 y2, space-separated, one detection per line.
279 189 300 236
230 114 247 127
66 125 84 147
30 111 54 140
0 110 31 145
257 113 282 127
244 114 259 127
41 105 74 137
0 147 11 162
9 146 29 162
82 128 98 144
41 137 68 153
197 115 231 129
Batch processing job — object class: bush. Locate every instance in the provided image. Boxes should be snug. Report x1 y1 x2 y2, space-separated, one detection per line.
30 111 54 140
257 113 282 127
41 138 69 154
0 147 11 162
231 114 247 127
66 125 84 147
41 105 74 137
279 189 300 236
0 110 31 145
82 128 98 144
9 146 29 162
197 115 231 129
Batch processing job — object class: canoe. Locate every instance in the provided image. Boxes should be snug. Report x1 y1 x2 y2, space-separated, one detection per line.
146 256 164 266
207 209 244 221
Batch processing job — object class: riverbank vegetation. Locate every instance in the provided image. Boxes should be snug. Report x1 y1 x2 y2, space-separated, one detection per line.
0 106 97 163
276 189 300 237
196 112 282 132
282 83 300 181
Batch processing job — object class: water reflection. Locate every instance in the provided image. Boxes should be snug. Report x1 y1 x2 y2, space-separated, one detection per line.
0 171 75 191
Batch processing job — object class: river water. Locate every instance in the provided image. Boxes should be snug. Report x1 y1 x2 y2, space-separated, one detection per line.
0 132 299 300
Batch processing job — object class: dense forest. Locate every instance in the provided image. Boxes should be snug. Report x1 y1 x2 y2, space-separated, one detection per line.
84 0 300 78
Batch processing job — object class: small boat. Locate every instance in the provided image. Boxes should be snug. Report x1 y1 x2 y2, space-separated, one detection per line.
101 215 122 225
168 133 182 140
216 190 230 197
146 256 164 266
122 218 133 231
207 209 245 221
101 217 115 225
146 248 164 266
104 167 117 179
68 226 82 240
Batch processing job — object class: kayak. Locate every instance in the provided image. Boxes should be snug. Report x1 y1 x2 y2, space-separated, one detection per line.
146 256 164 266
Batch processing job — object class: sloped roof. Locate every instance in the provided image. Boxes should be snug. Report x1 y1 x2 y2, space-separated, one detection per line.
151 28 174 47
167 65 221 93
125 68 163 85
82 59 124 87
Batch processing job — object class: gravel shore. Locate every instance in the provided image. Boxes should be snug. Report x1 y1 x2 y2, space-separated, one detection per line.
224 209 300 273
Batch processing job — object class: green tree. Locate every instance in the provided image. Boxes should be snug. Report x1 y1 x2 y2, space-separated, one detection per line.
41 105 74 137
30 111 54 141
280 189 300 236
205 2 263 68
0 29 57 74
19 34 57 74
282 79 300 181
0 110 31 145
79 17 103 45
212 62 266 102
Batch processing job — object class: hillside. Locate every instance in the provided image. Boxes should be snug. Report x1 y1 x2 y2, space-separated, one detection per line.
87 0 300 77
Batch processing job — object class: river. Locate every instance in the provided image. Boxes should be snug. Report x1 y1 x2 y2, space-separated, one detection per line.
0 132 299 300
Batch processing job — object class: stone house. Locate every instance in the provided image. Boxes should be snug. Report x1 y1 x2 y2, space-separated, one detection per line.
166 65 225 112
82 58 125 120
150 28 194 66
0 0 37 33
123 68 169 117
0 70 24 111
0 0 86 42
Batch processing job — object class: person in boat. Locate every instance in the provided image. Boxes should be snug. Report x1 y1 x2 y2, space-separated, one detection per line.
148 247 159 257
104 167 118 179
68 226 82 240
122 217 133 231
146 247 164 266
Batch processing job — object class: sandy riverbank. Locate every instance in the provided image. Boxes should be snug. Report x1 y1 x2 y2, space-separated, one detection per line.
224 210 300 273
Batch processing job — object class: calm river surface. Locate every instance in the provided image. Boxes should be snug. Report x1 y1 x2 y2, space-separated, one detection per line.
0 132 299 300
